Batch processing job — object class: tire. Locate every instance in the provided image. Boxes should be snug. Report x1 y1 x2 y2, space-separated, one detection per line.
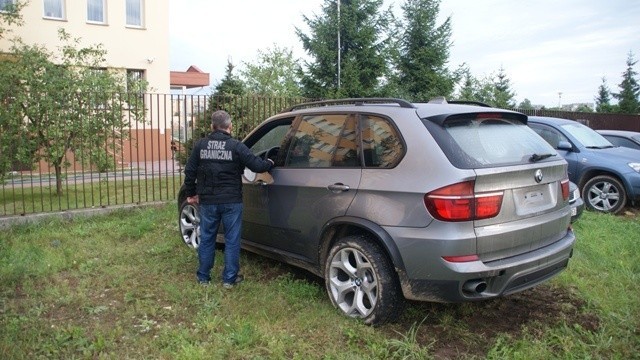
179 198 200 249
582 175 627 214
324 235 404 325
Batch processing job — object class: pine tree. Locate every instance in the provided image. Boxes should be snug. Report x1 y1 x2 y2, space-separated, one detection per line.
492 66 516 109
214 60 245 97
595 77 614 113
613 52 640 114
395 0 455 101
296 0 392 98
457 70 477 101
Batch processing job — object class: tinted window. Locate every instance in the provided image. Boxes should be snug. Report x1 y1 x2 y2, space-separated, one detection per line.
361 115 404 168
333 116 360 167
445 118 557 166
285 114 349 168
249 123 291 154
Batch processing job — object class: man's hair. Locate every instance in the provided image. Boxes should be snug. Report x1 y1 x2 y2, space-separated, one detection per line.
211 110 232 130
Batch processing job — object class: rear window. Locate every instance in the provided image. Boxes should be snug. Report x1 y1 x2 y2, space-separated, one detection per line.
427 117 558 169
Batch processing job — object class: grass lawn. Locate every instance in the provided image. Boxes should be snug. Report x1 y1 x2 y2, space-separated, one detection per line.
1 204 639 359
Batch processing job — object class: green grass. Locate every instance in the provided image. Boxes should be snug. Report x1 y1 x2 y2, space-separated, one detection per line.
0 206 639 359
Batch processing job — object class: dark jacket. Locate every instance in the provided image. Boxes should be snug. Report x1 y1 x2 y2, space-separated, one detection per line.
183 130 272 204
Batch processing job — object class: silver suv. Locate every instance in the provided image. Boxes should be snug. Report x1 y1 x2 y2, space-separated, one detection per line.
178 98 576 324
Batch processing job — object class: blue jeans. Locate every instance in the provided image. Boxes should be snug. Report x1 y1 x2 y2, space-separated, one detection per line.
196 202 243 284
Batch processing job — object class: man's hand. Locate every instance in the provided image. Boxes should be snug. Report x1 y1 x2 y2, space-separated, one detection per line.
187 195 199 205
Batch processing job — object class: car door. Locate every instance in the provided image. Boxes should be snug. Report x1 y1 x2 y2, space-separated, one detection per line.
245 113 361 263
241 118 295 247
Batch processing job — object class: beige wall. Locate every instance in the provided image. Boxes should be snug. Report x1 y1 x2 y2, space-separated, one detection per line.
0 0 170 93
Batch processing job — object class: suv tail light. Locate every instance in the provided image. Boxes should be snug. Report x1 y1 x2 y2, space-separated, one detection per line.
561 178 570 201
424 181 503 221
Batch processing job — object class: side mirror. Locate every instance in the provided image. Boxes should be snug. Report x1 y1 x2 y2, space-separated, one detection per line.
557 141 573 151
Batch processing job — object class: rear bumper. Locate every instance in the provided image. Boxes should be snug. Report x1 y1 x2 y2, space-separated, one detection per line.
388 227 576 302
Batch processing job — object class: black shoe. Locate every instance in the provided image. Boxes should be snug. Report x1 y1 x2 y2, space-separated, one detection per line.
223 275 244 289
198 280 211 286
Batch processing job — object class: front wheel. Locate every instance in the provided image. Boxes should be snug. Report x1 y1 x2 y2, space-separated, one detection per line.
324 235 404 325
179 198 200 249
582 175 627 214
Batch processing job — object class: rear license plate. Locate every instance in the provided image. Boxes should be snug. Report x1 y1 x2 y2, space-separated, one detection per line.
524 190 544 205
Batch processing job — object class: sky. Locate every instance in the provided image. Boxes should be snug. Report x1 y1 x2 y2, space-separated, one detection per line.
169 0 640 108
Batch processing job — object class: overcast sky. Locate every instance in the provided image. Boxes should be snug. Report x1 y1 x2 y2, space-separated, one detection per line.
169 0 640 107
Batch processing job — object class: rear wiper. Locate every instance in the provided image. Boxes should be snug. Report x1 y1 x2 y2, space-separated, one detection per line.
529 153 556 162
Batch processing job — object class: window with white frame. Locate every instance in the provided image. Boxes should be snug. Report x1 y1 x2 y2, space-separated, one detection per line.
0 0 15 12
43 0 65 19
125 0 143 27
87 0 106 23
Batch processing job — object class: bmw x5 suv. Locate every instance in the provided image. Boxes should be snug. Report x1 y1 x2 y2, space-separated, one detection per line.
178 98 576 325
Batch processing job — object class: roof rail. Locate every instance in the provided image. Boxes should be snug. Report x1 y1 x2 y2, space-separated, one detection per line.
285 98 415 112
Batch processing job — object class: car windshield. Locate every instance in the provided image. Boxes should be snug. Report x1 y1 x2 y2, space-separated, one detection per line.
561 123 613 148
445 118 557 167
632 134 640 143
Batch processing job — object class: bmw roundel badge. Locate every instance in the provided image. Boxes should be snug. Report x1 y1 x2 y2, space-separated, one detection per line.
534 169 543 183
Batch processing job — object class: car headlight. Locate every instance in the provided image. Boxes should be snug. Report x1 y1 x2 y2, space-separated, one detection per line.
629 162 640 173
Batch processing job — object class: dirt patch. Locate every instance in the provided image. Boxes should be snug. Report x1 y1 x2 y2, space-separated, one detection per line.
384 284 599 359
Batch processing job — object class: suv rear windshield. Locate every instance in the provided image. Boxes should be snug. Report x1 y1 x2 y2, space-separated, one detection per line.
425 117 558 169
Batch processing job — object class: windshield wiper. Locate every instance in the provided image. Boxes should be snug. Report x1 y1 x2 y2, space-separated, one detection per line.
586 145 615 149
529 153 556 162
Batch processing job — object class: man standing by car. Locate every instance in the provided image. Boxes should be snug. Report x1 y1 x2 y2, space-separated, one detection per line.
183 110 273 288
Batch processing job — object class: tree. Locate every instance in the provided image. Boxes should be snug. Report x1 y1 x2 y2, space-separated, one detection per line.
240 45 302 97
394 0 456 101
518 98 534 110
492 66 517 108
612 52 640 114
454 66 516 109
456 68 478 101
296 0 392 98
214 60 245 97
595 77 615 113
0 29 147 195
574 104 594 113
0 0 24 40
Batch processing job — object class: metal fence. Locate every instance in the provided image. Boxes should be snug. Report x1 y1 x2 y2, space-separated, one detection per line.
1 94 307 217
1 94 638 217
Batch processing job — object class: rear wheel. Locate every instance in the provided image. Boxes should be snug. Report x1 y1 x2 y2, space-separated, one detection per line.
582 175 627 214
325 235 404 325
179 199 200 249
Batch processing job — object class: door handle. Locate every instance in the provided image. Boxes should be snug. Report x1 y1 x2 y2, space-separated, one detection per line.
327 183 350 193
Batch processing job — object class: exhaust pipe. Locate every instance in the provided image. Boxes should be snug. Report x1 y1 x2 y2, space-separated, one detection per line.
463 279 487 294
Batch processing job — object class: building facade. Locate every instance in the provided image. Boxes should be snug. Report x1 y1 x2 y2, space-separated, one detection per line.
0 0 170 93
1 0 175 166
